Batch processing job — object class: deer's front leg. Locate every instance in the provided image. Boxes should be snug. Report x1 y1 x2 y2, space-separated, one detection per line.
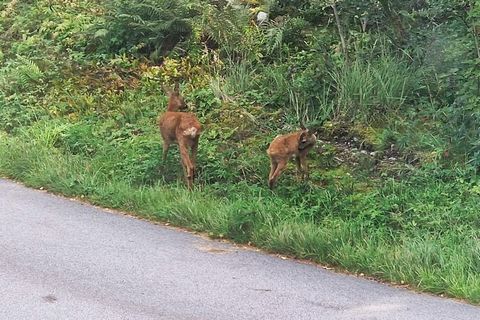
295 155 304 180
300 154 309 180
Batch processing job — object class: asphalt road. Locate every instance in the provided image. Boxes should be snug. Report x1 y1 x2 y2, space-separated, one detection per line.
1 179 479 320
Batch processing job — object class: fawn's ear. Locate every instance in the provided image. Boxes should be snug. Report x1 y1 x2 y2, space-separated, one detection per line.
300 121 306 130
299 130 308 143
162 84 172 95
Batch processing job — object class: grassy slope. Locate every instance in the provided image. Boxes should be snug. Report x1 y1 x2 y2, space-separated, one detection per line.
1 1 479 303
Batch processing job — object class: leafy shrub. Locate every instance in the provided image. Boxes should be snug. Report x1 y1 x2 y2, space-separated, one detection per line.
198 3 253 57
186 86 221 117
104 136 164 185
95 0 199 60
0 93 44 133
0 57 44 94
56 123 101 156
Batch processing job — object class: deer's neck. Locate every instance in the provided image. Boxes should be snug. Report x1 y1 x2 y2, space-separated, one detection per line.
167 103 179 112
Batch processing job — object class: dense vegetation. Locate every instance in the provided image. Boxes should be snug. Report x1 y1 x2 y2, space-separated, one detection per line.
1 0 479 303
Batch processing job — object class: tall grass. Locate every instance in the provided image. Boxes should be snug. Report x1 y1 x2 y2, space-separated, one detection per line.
288 84 335 126
260 65 335 126
331 55 414 122
210 58 257 100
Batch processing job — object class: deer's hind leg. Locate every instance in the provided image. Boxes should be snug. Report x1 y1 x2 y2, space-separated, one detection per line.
269 159 287 190
179 142 194 189
268 158 278 182
162 140 171 162
189 136 200 181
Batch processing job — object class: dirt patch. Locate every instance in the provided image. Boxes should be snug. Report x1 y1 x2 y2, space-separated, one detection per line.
196 244 234 255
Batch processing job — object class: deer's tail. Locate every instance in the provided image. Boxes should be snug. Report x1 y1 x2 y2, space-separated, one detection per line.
183 127 199 138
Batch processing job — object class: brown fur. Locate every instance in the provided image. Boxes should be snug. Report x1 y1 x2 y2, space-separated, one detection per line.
267 129 317 189
158 83 201 189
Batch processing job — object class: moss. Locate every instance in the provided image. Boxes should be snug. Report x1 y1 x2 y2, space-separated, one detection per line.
352 124 383 150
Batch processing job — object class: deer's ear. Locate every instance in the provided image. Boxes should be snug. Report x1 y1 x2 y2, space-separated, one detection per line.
299 131 307 142
162 84 172 94
300 119 306 130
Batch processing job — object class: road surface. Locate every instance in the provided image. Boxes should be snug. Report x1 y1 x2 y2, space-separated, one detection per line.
1 179 479 319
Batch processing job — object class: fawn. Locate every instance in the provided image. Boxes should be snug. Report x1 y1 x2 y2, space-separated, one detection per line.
267 125 317 189
158 83 202 189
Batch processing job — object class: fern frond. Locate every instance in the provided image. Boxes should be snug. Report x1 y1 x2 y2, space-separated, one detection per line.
13 58 43 88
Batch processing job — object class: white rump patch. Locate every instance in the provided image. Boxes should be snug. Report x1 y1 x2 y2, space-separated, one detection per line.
183 127 198 137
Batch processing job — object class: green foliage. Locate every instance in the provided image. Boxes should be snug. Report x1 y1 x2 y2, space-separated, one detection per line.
0 56 44 93
187 86 221 116
14 57 44 88
96 0 199 60
197 3 254 58
57 122 101 156
0 93 46 133
331 54 414 122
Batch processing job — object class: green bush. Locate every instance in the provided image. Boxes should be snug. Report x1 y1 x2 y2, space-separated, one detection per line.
0 93 46 133
95 0 199 60
56 122 101 156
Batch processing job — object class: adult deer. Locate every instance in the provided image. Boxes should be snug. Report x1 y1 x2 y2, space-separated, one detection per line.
158 83 201 189
267 124 317 189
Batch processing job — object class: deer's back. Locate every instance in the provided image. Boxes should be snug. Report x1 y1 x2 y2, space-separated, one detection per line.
267 132 300 158
158 112 201 143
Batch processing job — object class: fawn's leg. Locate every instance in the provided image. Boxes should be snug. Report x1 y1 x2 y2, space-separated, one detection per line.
295 156 303 179
162 141 170 162
269 159 287 189
190 137 199 181
268 159 278 181
300 155 309 180
179 143 194 189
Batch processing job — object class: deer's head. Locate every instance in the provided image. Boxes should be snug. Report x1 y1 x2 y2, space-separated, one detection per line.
298 129 317 150
164 82 188 112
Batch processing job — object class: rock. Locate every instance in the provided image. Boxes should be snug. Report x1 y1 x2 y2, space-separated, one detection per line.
257 11 268 25
227 0 243 9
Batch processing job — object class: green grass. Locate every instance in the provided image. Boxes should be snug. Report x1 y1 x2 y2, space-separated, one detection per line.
1 129 479 304
330 54 414 122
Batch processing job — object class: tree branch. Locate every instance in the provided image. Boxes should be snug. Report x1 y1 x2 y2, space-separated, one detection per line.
331 2 347 61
